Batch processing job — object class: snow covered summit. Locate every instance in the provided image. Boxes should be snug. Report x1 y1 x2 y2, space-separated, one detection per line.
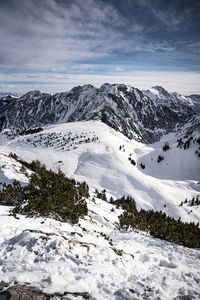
0 83 197 143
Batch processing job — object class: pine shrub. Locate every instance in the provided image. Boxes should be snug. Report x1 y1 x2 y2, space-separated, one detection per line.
163 144 169 151
157 155 164 163
118 204 200 248
114 195 200 248
0 160 89 224
140 162 145 169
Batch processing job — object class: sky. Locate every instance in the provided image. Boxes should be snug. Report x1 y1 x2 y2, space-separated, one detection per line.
0 0 200 95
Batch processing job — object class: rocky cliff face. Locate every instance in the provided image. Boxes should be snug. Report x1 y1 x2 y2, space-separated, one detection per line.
0 94 18 110
0 84 197 143
187 94 200 113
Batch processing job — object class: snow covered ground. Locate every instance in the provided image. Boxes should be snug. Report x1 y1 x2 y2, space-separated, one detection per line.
0 152 30 184
0 198 200 299
0 120 199 299
0 120 199 224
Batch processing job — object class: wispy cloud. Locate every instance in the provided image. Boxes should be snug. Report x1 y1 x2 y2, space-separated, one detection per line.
0 0 195 71
0 69 199 95
0 0 143 71
138 0 197 28
0 0 200 94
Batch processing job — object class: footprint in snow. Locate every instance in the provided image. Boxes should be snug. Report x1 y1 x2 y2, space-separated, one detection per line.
139 254 150 263
159 259 177 269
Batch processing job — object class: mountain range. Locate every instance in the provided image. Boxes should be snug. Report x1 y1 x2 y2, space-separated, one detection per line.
0 84 199 143
0 83 200 299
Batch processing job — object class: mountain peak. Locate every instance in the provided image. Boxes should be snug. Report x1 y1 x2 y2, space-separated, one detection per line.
0 92 18 98
82 84 95 89
100 83 113 91
0 83 197 143
151 86 170 97
21 90 43 98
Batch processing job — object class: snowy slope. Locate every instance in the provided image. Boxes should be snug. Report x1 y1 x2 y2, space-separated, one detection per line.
1 120 199 224
143 86 194 108
0 198 200 299
0 152 30 185
0 120 200 299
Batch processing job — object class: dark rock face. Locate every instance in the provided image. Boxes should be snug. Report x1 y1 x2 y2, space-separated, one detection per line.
0 84 197 143
188 94 200 113
0 282 47 300
0 95 17 110
0 282 90 300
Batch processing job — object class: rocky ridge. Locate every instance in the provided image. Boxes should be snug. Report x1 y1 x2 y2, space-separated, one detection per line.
0 84 198 143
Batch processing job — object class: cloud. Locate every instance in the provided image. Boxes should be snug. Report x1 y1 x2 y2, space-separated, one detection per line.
0 70 199 95
138 0 199 28
0 0 144 72
0 0 199 94
1 0 197 72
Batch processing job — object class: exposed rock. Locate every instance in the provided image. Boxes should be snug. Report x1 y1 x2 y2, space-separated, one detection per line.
0 282 91 300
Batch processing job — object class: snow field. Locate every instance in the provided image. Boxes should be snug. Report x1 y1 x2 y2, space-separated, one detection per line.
0 120 199 298
0 120 199 224
0 197 200 299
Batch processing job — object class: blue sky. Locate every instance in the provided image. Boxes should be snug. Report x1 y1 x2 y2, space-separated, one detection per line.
0 0 200 95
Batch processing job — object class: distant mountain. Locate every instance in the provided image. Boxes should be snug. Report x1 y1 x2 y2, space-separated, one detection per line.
0 92 19 109
143 86 194 108
189 94 200 102
0 84 198 143
187 94 200 113
0 92 18 99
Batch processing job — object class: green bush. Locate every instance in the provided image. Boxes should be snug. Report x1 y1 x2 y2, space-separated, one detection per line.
95 188 107 201
157 155 164 163
0 180 23 206
8 152 19 160
163 144 169 151
118 205 200 248
140 162 145 169
128 157 136 165
0 160 89 224
113 195 137 214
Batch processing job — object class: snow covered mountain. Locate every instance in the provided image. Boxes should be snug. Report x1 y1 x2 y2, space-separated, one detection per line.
188 94 200 113
0 120 200 299
188 94 200 103
0 84 197 143
0 83 199 217
0 84 200 299
0 93 18 110
1 120 199 223
0 92 18 98
143 86 194 107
